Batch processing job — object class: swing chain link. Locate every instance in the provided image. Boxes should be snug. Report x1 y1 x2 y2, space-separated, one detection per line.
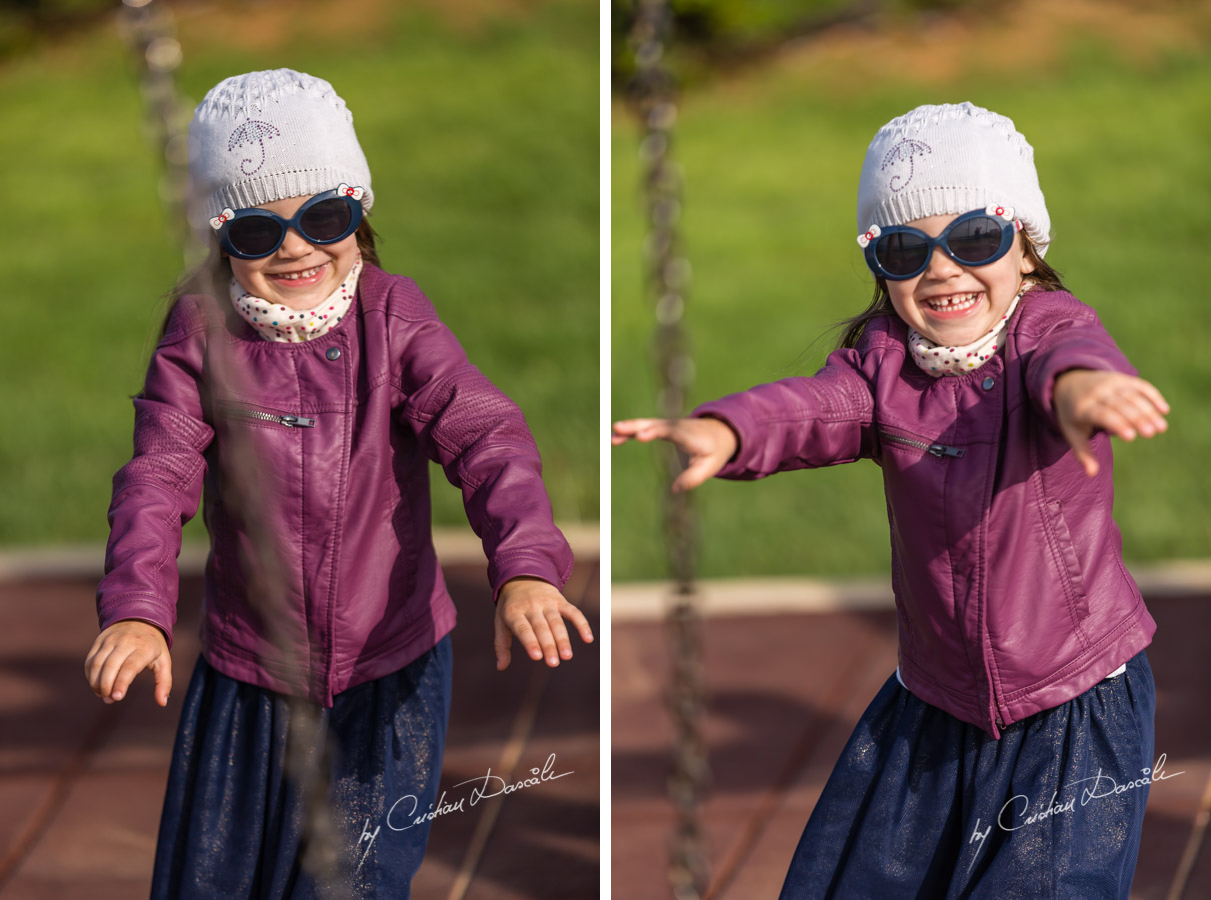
119 0 195 259
627 2 711 897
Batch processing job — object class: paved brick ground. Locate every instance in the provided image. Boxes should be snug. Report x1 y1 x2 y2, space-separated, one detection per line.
0 557 599 900
613 593 1211 900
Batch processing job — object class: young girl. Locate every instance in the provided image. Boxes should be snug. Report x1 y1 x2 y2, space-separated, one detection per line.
614 102 1168 898
84 68 592 898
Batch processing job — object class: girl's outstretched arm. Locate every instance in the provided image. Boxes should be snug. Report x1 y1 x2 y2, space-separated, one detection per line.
394 291 574 604
611 417 738 492
98 296 213 651
1054 369 1170 477
494 576 594 670
84 620 172 707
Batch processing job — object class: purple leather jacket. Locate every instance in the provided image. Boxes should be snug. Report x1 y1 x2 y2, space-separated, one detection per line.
96 263 573 706
695 289 1155 737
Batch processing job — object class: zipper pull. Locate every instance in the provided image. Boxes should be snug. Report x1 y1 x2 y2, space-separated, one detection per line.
928 443 965 458
279 415 316 428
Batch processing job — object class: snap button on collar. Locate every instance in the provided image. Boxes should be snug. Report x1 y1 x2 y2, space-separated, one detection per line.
982 376 995 391
325 347 341 361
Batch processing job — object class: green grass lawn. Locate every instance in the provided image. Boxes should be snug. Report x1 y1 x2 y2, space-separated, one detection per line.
0 0 597 545
612 8 1211 580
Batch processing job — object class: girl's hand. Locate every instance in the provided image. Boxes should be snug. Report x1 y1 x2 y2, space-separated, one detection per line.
84 620 172 707
611 416 739 492
494 576 594 671
1054 369 1170 478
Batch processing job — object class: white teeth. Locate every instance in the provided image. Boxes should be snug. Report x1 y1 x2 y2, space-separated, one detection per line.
925 292 980 311
275 264 324 280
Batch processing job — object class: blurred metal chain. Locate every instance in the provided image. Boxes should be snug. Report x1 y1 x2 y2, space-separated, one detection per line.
118 0 196 259
627 2 710 898
119 1 342 890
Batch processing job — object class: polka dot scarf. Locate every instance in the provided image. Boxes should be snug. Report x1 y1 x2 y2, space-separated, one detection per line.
230 256 362 343
908 280 1032 377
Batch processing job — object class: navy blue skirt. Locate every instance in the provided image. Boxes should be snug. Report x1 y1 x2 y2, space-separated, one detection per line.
151 635 453 900
780 651 1155 900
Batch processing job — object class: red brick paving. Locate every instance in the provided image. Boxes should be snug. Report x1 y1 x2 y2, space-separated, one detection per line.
8 561 1207 899
0 558 599 900
613 595 1211 900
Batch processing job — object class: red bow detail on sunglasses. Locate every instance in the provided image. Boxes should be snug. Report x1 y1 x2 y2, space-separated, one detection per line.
857 224 882 248
984 203 1016 222
337 183 365 201
209 208 236 231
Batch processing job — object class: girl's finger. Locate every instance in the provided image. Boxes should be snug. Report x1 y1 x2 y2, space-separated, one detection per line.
152 653 173 708
85 641 116 695
543 608 574 661
1059 421 1099 478
1098 376 1169 432
98 648 133 701
612 418 668 441
559 599 594 643
672 453 725 493
526 612 561 667
96 648 126 699
508 614 544 663
493 613 513 671
1123 385 1169 434
611 417 646 433
1074 443 1099 478
635 422 677 444
1089 401 1137 442
1109 390 1166 438
1131 378 1170 415
109 650 152 702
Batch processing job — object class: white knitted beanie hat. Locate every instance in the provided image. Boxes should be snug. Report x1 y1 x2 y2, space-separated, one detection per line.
856 102 1050 257
187 69 374 233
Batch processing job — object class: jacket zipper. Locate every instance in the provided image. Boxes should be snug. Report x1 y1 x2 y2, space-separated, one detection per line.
220 404 316 428
879 430 965 458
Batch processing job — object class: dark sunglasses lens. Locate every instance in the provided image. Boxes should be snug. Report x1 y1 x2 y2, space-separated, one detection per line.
300 198 353 243
877 232 929 277
947 216 1004 264
227 217 283 257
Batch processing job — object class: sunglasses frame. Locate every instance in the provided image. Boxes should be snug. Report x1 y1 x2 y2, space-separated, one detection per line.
863 209 1020 281
213 189 365 260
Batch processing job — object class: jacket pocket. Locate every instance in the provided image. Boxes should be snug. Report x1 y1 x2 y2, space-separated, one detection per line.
1045 499 1089 620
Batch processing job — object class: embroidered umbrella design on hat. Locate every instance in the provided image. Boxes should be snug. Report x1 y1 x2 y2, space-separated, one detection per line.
881 139 932 192
228 120 281 175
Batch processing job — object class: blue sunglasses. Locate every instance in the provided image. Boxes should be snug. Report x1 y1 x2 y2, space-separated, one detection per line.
861 208 1021 281
209 188 365 260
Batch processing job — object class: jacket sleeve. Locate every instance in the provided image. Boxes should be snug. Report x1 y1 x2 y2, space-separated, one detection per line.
392 290 574 599
692 345 878 480
95 299 214 648
1020 293 1138 433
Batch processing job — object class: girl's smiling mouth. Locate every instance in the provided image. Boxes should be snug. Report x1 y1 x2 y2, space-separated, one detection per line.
922 291 983 318
268 262 328 285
